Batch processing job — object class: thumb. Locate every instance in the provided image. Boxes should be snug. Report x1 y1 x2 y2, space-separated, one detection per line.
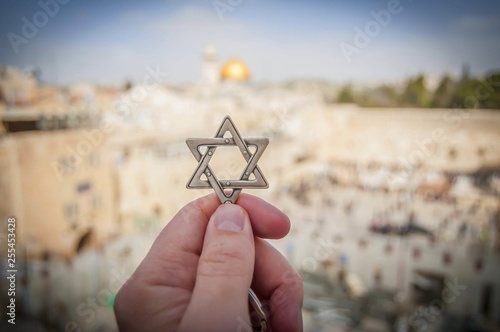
179 203 255 332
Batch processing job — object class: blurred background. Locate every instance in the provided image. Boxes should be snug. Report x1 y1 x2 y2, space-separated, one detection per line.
1 0 500 331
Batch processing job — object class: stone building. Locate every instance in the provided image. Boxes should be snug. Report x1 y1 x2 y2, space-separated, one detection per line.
0 110 118 258
0 66 37 107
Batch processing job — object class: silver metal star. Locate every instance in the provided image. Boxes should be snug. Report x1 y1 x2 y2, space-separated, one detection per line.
186 116 269 204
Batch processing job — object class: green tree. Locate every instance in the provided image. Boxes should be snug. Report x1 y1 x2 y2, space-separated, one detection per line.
400 75 429 108
445 65 500 109
480 72 500 109
431 75 454 108
123 80 133 91
337 85 355 103
447 78 481 108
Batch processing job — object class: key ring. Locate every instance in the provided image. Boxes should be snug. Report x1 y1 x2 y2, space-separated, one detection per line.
248 288 268 332
186 115 270 331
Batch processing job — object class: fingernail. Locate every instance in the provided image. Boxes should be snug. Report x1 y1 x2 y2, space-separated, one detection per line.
215 204 245 232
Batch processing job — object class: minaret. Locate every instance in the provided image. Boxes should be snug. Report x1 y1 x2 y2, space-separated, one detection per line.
201 45 219 86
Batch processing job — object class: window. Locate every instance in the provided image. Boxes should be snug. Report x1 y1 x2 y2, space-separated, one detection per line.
77 182 92 193
64 203 79 219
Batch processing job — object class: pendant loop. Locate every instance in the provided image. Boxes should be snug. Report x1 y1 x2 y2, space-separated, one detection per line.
248 288 268 332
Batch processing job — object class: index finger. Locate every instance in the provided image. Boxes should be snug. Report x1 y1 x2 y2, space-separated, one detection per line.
252 238 304 331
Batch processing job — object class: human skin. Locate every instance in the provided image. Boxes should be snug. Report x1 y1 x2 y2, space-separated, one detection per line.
114 193 303 332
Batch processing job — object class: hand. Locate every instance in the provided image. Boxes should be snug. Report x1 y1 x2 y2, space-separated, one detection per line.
114 194 303 331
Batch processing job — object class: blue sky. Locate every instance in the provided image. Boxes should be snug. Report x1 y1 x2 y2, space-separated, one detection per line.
1 0 499 85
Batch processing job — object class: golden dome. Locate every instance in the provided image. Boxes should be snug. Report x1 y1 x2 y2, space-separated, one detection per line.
220 59 250 81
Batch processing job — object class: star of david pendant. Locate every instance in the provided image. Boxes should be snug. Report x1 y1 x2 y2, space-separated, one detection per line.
186 115 269 331
186 115 269 204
